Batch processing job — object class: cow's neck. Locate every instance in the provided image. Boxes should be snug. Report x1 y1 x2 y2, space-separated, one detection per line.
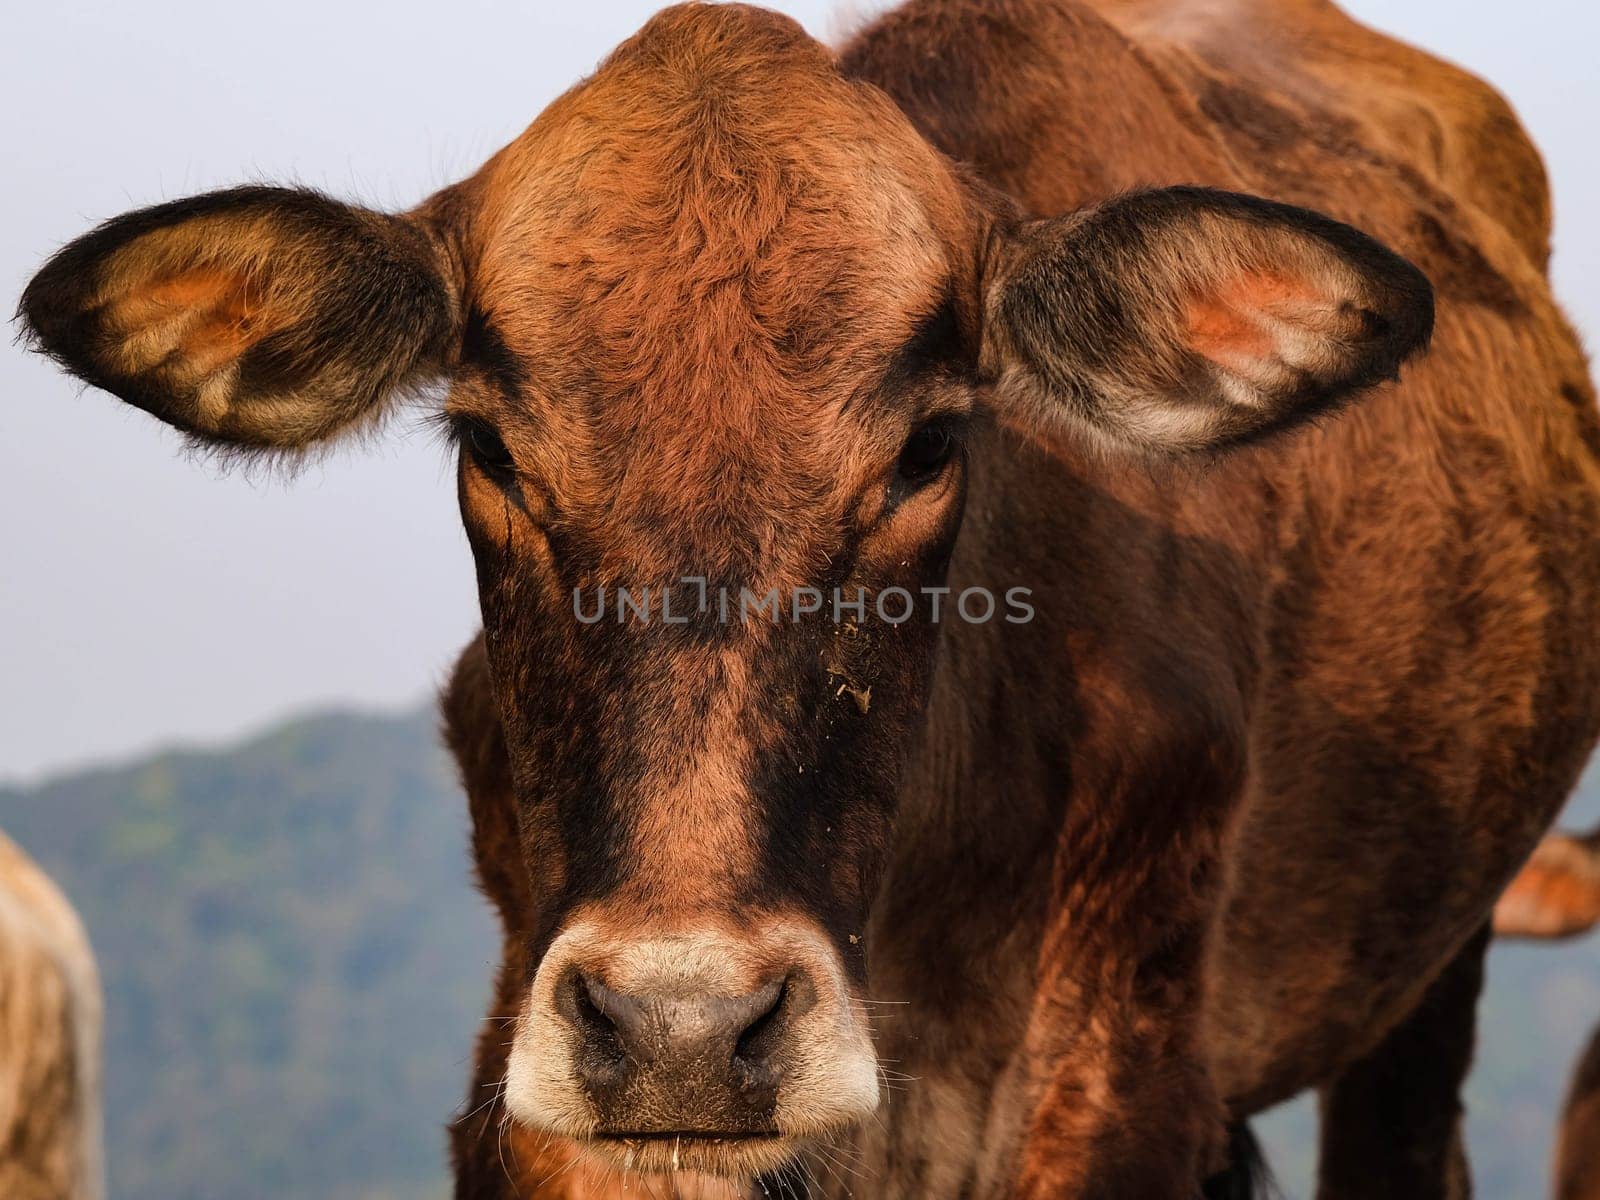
860 413 1274 1194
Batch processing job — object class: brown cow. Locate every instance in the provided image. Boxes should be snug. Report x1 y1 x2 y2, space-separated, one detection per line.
0 832 104 1200
1496 829 1600 1200
1556 1026 1600 1200
18 1 1600 1197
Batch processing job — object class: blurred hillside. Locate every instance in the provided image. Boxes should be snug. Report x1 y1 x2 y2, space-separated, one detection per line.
0 708 496 1200
2 708 1597 1198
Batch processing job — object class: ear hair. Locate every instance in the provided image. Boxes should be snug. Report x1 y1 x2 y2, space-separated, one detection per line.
983 186 1435 456
19 186 461 455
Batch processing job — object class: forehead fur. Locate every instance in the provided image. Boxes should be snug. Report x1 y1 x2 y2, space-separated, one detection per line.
441 3 971 572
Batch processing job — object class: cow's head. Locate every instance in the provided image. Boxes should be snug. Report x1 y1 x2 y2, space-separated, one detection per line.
19 2 1431 1178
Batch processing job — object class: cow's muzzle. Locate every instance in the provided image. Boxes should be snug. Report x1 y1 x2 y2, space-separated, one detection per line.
566 970 793 1133
504 917 879 1177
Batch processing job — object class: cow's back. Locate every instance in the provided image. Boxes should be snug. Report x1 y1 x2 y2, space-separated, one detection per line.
1089 0 1554 268
0 832 103 1200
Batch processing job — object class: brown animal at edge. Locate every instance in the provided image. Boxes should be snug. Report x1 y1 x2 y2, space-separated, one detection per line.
1555 1028 1600 1200
0 832 104 1200
18 1 1600 1197
1496 830 1600 1200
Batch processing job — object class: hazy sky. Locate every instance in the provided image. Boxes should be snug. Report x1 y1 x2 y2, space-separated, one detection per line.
2 1 1596 782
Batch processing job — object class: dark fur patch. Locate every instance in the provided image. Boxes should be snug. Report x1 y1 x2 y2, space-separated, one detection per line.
1202 1124 1276 1200
1561 381 1600 463
872 291 971 404
460 304 526 399
1317 926 1489 1198
1408 211 1526 316
1197 79 1304 154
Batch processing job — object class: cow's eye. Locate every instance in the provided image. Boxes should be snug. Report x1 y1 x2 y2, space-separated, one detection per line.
898 422 955 482
462 420 514 475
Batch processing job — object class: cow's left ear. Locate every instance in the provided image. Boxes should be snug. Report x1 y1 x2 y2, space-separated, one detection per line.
982 186 1434 454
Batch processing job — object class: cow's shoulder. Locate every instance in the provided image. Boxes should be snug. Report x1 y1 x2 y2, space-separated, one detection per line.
1088 0 1552 269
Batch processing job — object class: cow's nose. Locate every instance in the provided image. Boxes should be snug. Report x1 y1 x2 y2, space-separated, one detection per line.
560 970 793 1132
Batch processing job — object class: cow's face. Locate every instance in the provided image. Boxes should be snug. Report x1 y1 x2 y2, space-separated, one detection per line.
434 15 988 1170
20 2 1431 1180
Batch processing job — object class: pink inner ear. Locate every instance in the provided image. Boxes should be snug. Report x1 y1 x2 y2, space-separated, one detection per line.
1182 271 1323 371
108 266 282 375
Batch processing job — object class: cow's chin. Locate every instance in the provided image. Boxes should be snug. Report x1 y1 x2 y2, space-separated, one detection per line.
502 1056 879 1181
579 1130 807 1180
502 1052 878 1181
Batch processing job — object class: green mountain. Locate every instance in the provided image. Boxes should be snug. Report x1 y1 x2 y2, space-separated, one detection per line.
2 707 1597 1198
1 707 497 1200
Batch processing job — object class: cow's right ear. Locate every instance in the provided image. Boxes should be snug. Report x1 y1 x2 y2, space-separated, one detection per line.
19 186 460 451
981 186 1433 455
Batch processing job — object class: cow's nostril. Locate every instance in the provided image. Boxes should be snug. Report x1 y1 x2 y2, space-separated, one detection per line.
574 976 615 1040
733 977 788 1069
559 971 628 1076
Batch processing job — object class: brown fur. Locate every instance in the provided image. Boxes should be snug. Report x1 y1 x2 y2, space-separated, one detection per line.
0 833 103 1200
18 1 1600 1197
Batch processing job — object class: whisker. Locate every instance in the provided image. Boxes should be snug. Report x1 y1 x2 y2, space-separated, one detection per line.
495 1108 514 1188
817 1138 873 1181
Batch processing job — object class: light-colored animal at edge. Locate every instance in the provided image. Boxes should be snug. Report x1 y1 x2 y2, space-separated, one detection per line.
0 831 104 1200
